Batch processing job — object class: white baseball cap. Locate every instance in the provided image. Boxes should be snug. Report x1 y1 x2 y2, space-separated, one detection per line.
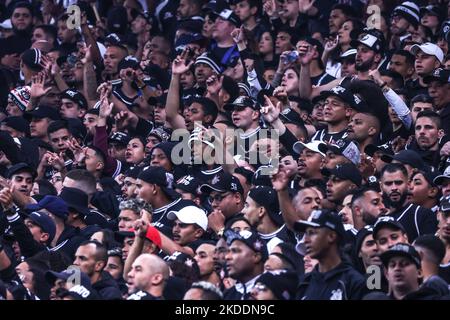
410 42 444 63
167 206 208 231
0 19 12 30
293 140 326 157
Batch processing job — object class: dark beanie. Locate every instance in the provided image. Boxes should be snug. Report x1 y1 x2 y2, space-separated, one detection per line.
255 270 299 300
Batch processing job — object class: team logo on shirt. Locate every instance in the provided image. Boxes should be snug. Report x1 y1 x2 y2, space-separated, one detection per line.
330 288 343 300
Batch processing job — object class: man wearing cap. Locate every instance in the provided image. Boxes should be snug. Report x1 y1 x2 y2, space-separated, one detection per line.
59 89 88 120
337 49 357 78
379 243 442 300
242 186 293 252
292 140 325 185
322 163 362 211
309 85 360 144
4 162 36 198
167 55 219 131
373 216 410 255
136 166 188 237
408 42 444 98
352 226 381 275
102 36 128 81
168 205 208 249
251 270 299 300
25 195 78 252
434 166 450 198
223 229 267 300
200 172 245 233
0 186 55 258
47 268 100 300
175 175 202 206
295 209 367 300
1 116 30 138
320 140 361 169
59 187 102 255
27 105 61 143
390 2 420 50
120 167 141 200
423 68 450 135
380 163 437 242
210 9 240 69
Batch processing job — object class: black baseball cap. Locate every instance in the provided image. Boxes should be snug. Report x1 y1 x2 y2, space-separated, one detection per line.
175 175 200 196
279 108 305 127
322 85 367 111
364 143 394 157
60 89 88 110
440 196 450 213
6 162 36 179
423 68 450 84
25 105 61 121
223 96 259 112
380 243 421 268
321 163 362 187
248 187 282 226
381 150 426 171
373 216 406 239
199 172 244 195
294 209 346 239
108 131 131 146
225 228 267 260
1 116 30 135
104 33 127 50
118 55 141 72
137 166 180 200
434 166 450 186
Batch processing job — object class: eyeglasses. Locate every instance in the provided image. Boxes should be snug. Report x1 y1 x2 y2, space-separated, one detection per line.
208 192 231 203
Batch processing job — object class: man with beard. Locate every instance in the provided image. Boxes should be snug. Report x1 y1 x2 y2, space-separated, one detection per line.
298 29 385 100
352 226 382 275
408 110 445 168
347 111 381 153
380 163 437 242
351 187 388 231
389 2 420 50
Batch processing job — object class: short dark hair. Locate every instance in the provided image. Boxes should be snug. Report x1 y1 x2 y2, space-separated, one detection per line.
410 94 434 106
380 70 404 89
87 145 106 164
65 169 97 196
416 110 442 129
414 235 446 265
351 186 378 206
47 120 71 136
34 24 57 42
392 50 415 67
380 163 408 179
331 4 357 18
79 240 108 263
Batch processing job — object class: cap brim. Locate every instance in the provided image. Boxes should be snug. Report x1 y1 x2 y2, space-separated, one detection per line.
380 154 394 163
45 270 69 285
380 250 420 268
364 144 379 157
433 175 450 185
422 75 444 84
199 184 226 194
293 220 321 233
166 210 178 221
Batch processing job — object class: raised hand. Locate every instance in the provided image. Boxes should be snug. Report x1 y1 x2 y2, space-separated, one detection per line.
273 86 289 104
263 0 279 18
299 0 317 13
206 74 222 95
0 186 14 210
208 209 225 233
30 72 51 100
171 48 194 75
270 168 290 191
231 26 245 44
80 44 93 65
97 81 112 98
99 96 114 119
134 219 149 238
324 35 339 53
278 51 295 73
260 95 281 124
297 43 315 66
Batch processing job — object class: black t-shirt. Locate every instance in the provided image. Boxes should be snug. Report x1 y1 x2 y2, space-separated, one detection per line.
127 290 161 300
311 72 335 86
310 128 348 145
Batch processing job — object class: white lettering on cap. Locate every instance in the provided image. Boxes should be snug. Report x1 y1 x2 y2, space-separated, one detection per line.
70 285 90 298
331 86 346 94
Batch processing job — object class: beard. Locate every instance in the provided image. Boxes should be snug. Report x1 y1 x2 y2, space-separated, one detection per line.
382 191 408 210
362 211 379 226
355 58 374 72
